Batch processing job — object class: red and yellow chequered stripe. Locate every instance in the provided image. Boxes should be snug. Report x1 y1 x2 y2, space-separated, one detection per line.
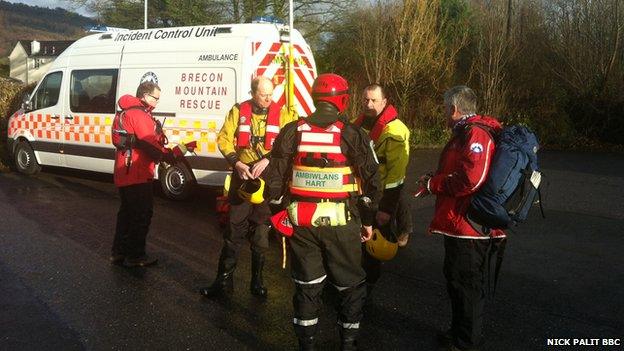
9 112 220 154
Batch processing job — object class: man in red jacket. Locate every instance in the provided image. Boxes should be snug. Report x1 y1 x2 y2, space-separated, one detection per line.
111 81 175 267
418 86 506 351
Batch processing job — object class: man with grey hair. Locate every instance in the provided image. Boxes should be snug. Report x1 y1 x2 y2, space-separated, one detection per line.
417 85 507 351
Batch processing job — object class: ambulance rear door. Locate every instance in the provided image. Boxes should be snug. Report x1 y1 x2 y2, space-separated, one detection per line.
245 26 317 117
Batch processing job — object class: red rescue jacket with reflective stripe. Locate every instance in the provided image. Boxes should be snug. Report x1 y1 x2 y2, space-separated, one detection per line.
428 115 506 239
236 100 281 150
289 119 359 200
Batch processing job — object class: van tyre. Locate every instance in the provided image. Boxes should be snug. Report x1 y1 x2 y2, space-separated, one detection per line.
159 162 195 200
14 141 41 175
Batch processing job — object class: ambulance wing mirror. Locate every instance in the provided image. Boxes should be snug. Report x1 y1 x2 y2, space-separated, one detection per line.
21 93 33 112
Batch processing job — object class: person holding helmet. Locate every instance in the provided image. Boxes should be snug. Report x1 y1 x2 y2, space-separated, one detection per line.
199 76 295 298
265 73 382 350
353 83 412 299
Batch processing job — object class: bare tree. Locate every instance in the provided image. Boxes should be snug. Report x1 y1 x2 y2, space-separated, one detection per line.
352 0 467 126
542 0 624 138
65 0 355 41
545 0 624 96
469 0 519 116
353 2 392 84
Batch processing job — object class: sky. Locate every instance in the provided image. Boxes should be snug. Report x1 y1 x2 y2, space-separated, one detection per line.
6 0 94 17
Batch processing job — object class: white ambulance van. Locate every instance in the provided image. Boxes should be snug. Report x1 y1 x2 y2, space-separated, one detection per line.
7 23 317 199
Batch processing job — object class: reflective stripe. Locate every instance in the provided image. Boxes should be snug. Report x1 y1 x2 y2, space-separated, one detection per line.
290 183 358 193
370 140 379 164
470 138 493 192
332 284 349 291
338 321 360 329
326 125 341 133
297 123 312 131
301 132 334 143
266 125 280 133
290 203 298 226
333 279 365 292
430 229 506 239
294 165 352 174
238 125 251 132
293 275 327 285
385 178 404 189
298 145 342 153
294 318 318 326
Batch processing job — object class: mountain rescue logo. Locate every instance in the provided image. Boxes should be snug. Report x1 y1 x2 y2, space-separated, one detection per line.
141 71 159 85
239 116 247 124
470 142 484 153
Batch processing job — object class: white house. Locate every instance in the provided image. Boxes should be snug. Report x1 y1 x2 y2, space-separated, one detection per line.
9 40 73 84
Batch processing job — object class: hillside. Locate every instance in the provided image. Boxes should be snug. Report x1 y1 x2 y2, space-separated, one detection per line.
0 0 95 58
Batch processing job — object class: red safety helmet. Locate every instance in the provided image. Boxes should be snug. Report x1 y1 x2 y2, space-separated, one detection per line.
311 73 350 113
270 210 293 237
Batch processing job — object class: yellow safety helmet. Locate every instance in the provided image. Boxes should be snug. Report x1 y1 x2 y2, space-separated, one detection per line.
365 227 398 261
238 178 265 204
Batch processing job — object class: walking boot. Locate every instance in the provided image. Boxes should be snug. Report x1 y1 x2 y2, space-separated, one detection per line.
199 261 235 298
295 324 317 351
250 251 268 297
340 327 359 351
298 336 316 351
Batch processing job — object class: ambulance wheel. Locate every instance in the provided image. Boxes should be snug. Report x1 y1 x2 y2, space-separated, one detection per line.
160 162 195 200
14 141 41 175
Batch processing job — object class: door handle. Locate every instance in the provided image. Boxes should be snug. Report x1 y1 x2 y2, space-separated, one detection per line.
51 115 60 119
65 115 74 120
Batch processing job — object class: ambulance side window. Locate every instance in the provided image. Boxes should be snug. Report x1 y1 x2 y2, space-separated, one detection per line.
32 71 62 110
70 69 118 113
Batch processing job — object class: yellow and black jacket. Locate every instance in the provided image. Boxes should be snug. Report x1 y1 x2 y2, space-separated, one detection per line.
217 100 296 166
354 105 410 214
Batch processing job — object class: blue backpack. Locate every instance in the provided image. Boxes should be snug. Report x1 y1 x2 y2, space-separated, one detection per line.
467 124 544 230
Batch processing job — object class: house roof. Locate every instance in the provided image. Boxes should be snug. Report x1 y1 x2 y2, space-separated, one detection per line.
16 40 74 57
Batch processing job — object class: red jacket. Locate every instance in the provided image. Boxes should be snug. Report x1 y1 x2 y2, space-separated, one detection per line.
113 95 168 188
428 115 506 239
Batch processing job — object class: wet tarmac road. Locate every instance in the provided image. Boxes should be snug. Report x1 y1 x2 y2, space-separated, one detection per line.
1 149 623 350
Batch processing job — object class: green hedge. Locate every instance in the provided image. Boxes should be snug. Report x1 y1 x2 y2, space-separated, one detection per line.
0 78 31 171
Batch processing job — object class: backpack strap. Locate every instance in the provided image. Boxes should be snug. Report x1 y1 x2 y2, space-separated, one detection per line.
116 105 147 130
464 122 495 140
537 175 546 219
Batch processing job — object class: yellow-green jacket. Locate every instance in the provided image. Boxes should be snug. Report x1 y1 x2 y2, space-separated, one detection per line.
355 105 409 213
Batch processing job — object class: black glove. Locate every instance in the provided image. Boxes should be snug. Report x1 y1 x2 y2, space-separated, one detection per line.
161 148 176 164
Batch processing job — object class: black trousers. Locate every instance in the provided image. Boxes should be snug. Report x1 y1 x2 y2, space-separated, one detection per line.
289 219 367 337
219 172 271 270
395 184 413 236
112 182 154 259
362 185 413 286
443 235 506 350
